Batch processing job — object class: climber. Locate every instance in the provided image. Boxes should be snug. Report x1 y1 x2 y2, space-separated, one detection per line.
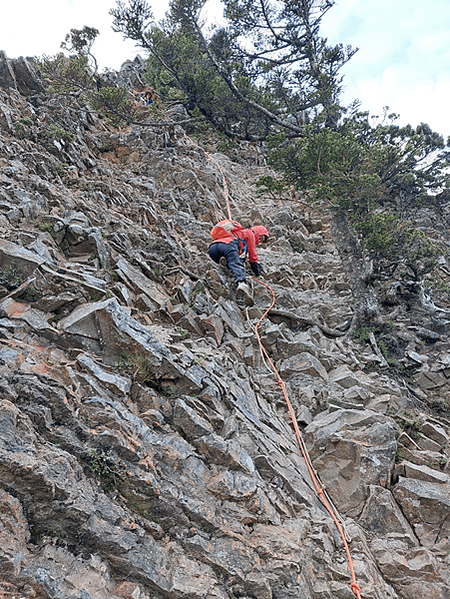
208 222 269 305
144 91 153 106
143 89 159 106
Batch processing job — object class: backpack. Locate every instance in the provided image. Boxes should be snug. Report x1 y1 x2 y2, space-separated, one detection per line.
210 219 245 241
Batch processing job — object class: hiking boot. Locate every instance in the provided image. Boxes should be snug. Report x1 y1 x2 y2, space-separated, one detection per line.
236 281 254 306
219 256 228 268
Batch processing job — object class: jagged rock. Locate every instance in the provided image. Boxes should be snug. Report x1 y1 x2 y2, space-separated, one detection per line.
78 353 132 396
2 52 450 599
419 420 448 446
414 369 447 389
59 211 110 267
0 488 30 575
0 51 45 95
329 364 363 388
395 446 448 471
393 477 450 547
116 257 169 310
279 351 328 380
304 409 397 516
58 297 205 392
172 397 214 438
415 326 441 341
199 312 224 345
0 297 57 332
358 485 417 546
416 433 443 453
371 539 449 599
196 433 255 474
206 470 258 500
402 461 448 484
0 237 45 274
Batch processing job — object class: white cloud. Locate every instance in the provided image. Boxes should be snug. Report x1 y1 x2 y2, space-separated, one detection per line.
323 0 450 138
342 68 450 141
0 0 221 70
1 0 142 69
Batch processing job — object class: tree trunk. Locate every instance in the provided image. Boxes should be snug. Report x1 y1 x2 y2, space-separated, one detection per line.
329 210 381 331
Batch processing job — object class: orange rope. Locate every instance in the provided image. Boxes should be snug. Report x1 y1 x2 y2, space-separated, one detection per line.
185 134 232 219
186 131 362 597
251 276 362 598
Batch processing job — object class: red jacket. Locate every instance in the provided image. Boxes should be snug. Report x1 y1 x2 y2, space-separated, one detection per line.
211 225 268 263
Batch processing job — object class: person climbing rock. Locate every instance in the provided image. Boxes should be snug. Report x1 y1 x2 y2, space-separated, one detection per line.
208 219 269 306
143 89 159 106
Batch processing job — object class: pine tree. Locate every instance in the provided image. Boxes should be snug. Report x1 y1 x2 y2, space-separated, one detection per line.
110 0 356 139
261 111 450 328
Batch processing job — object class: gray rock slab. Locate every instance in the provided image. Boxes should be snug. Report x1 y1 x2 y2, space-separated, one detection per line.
403 461 448 484
77 354 131 396
419 421 448 446
173 397 214 439
358 484 418 546
279 351 328 380
116 257 169 309
59 298 204 392
305 409 397 516
0 297 57 332
0 237 45 274
196 433 255 474
329 364 364 388
393 476 450 547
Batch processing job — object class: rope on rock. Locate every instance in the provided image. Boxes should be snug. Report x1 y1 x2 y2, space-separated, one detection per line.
185 132 362 598
185 134 232 220
251 276 362 598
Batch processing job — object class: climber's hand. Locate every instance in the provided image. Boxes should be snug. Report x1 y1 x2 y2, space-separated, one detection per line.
250 262 260 277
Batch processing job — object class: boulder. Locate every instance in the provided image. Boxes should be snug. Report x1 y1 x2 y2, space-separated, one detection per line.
58 298 205 393
116 257 169 310
358 485 417 546
279 351 328 380
393 477 450 547
305 409 397 516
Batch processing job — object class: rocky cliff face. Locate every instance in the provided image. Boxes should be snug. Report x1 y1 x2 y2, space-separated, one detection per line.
1 52 450 599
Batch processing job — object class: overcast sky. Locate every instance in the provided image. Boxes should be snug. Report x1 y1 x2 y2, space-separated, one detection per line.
321 0 450 139
1 0 449 140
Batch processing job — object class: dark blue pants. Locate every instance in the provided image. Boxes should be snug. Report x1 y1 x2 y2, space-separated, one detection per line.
208 240 246 283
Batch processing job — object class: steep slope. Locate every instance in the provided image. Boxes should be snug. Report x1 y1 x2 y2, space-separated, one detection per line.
1 53 450 599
